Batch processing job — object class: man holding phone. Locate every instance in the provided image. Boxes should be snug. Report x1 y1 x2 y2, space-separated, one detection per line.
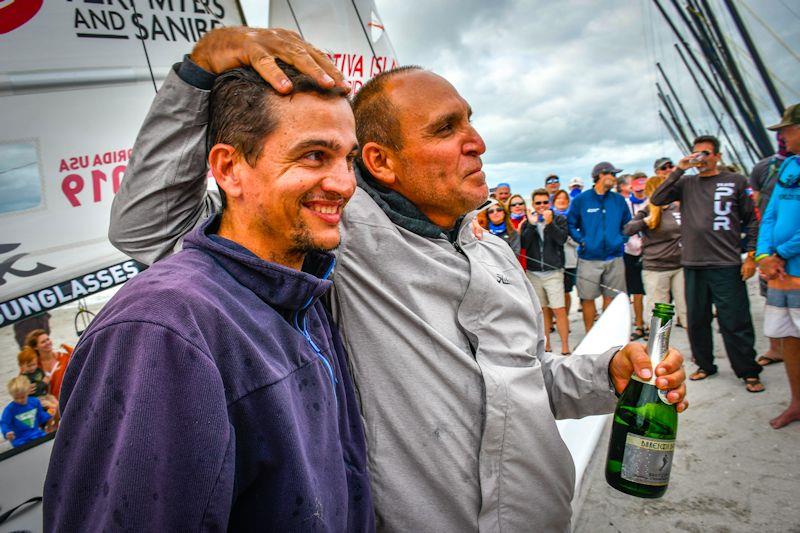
650 135 763 392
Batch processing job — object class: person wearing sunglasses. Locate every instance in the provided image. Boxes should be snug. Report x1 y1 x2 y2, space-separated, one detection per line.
478 203 521 255
654 157 675 179
544 174 560 200
521 189 570 354
507 194 528 268
651 135 763 393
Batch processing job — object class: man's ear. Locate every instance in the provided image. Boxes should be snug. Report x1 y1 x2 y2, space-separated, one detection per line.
208 143 244 200
360 142 398 186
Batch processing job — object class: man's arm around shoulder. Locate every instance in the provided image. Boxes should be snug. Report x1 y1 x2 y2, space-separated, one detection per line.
44 321 233 532
650 168 685 206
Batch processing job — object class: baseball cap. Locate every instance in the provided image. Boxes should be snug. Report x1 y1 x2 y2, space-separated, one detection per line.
545 175 559 185
653 157 673 171
569 177 584 188
591 162 622 178
767 103 800 131
496 182 510 189
632 176 647 191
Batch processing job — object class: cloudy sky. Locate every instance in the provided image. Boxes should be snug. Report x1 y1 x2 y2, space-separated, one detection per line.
244 0 799 196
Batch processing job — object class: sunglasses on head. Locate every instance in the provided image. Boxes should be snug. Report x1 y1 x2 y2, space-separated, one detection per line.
487 208 504 214
659 162 674 170
510 201 525 207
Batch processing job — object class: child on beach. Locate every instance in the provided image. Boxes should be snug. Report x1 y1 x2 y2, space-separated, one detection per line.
17 347 58 413
1 376 52 448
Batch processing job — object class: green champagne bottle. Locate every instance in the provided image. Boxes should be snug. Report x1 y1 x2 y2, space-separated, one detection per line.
605 302 678 498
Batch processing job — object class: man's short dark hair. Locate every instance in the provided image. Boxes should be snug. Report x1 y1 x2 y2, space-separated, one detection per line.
208 63 348 166
692 134 721 154
351 65 423 152
532 188 550 200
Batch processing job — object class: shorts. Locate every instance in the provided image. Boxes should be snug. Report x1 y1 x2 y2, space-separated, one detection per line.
526 270 566 309
576 257 626 300
623 253 645 295
764 288 800 338
563 267 577 293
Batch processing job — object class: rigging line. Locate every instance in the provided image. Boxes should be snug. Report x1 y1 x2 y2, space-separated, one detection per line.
349 0 378 64
777 0 800 22
286 0 306 40
130 0 157 93
641 0 661 148
515 251 626 295
727 38 800 98
736 0 800 63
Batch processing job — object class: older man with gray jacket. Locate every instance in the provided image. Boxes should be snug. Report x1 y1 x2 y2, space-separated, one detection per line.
109 28 687 532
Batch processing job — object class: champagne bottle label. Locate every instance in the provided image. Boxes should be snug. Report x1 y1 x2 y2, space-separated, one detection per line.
621 434 675 486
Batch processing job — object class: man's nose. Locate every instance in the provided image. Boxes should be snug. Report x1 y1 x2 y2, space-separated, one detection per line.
463 125 486 156
322 157 357 198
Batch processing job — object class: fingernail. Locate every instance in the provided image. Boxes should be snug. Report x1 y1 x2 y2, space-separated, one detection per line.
656 366 667 375
323 74 334 84
657 378 668 388
640 369 652 379
280 79 291 88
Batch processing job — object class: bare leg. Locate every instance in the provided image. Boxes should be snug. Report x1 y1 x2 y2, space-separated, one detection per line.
771 337 800 429
565 292 572 315
633 294 644 328
543 307 553 351
581 299 597 332
602 295 613 310
553 307 570 353
759 337 784 364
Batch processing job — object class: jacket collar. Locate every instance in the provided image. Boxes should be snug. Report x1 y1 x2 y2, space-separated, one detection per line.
182 215 334 312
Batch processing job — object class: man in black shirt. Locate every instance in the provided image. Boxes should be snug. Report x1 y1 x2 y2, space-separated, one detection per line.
651 135 763 392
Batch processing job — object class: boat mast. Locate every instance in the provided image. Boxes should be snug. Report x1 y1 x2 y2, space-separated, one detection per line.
657 82 692 149
652 0 761 160
722 0 785 116
657 62 698 137
674 44 752 170
659 110 690 154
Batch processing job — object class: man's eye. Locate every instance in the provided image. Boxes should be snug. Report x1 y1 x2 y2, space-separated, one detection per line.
346 154 357 170
303 151 325 162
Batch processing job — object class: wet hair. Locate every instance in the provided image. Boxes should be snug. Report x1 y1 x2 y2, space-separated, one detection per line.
208 63 349 167
692 135 721 154
18 346 37 366
24 329 47 353
351 65 424 151
8 375 31 397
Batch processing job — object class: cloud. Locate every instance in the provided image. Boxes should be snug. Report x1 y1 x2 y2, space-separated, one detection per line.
376 0 800 195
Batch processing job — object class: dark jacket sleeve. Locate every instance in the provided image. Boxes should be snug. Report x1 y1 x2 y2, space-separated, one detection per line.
507 232 521 255
44 322 234 532
520 220 536 251
739 176 758 252
624 207 648 236
566 198 583 244
546 215 568 246
650 168 685 206
108 60 219 265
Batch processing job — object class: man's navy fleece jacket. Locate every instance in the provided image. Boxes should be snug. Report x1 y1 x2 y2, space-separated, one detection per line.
44 216 374 532
567 188 631 260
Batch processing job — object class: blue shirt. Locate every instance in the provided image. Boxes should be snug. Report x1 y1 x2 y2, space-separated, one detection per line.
567 188 631 260
1 397 50 448
757 155 800 277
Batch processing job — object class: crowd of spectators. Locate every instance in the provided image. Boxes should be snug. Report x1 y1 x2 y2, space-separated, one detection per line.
483 120 799 414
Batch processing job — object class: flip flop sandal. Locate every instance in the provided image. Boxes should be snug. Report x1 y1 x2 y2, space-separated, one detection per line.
756 355 783 367
630 327 645 341
689 369 716 381
744 377 765 393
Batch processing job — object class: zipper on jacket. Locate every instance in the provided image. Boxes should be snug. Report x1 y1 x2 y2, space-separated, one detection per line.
291 259 338 401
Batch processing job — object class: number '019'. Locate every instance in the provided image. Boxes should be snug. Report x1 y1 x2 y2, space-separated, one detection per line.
61 165 125 207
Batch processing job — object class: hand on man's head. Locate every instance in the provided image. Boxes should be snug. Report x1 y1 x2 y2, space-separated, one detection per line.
192 27 348 94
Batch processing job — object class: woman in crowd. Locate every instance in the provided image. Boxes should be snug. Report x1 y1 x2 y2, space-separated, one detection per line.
25 329 73 401
623 176 688 327
508 194 528 268
478 203 521 254
625 173 649 340
553 190 578 315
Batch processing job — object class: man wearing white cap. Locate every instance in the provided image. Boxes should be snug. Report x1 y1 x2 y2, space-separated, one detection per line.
569 177 584 199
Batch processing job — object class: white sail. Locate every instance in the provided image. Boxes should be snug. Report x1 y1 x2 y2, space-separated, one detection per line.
269 0 398 92
0 1 244 326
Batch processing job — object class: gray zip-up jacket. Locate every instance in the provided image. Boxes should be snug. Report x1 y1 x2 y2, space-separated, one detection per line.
109 66 619 532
